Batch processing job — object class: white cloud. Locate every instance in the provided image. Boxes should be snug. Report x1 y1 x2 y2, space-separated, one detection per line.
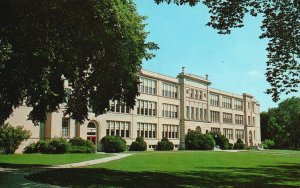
247 70 263 77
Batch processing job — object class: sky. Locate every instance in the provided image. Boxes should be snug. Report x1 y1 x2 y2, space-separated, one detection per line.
134 0 297 112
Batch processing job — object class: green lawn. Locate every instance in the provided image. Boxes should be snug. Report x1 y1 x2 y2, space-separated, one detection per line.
0 153 112 167
27 150 300 187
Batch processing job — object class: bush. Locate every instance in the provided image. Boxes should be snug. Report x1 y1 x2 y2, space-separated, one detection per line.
69 137 96 153
0 123 31 154
209 132 230 150
129 136 147 151
233 139 246 150
262 139 275 149
23 142 37 153
157 137 174 151
101 135 127 153
48 138 70 154
228 143 233 150
185 130 215 150
36 140 50 153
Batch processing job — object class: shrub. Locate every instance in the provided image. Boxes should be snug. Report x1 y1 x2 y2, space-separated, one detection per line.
101 135 127 153
209 132 230 150
129 136 147 151
157 137 174 151
185 130 215 150
48 138 70 154
23 143 37 153
36 140 50 153
262 139 275 149
228 143 233 150
233 139 246 150
0 123 31 154
69 137 96 153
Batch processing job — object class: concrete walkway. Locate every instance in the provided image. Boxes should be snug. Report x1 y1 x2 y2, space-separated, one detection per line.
51 153 132 168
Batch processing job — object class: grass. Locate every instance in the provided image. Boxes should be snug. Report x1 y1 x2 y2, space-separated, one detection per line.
0 153 112 168
25 150 300 187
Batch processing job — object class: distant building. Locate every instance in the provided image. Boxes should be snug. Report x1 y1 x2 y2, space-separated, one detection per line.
7 69 261 153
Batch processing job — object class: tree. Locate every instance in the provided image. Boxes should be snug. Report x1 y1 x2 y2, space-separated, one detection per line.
209 132 229 150
261 97 300 149
0 123 31 154
155 0 300 102
185 130 215 150
0 0 158 124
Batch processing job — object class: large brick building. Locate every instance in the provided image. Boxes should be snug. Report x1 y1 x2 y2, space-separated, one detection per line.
7 69 261 152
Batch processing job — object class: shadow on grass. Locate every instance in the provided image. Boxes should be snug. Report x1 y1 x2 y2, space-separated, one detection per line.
25 163 300 188
0 163 51 169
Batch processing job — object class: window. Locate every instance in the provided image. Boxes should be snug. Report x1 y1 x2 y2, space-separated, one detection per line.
162 83 178 98
223 113 232 124
106 121 130 138
223 128 233 139
234 100 243 111
248 116 251 126
210 111 220 122
222 97 232 109
253 117 255 126
61 118 70 137
109 101 130 114
139 77 156 95
136 100 157 116
186 106 190 119
137 123 157 138
162 124 179 139
162 104 178 118
210 93 219 106
63 88 72 103
235 129 244 139
211 127 220 133
235 114 244 125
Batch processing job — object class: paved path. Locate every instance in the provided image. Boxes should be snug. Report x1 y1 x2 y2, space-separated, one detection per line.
51 153 132 168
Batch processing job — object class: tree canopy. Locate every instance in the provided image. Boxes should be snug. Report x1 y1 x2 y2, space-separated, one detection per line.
155 0 300 102
0 0 157 124
261 97 300 149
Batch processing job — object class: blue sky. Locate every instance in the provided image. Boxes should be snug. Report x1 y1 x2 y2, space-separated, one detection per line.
134 0 297 112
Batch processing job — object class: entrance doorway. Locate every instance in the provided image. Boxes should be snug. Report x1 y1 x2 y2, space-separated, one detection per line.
87 122 97 144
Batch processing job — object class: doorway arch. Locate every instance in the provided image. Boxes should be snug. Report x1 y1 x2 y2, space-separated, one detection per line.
196 126 202 133
249 130 253 146
87 121 99 145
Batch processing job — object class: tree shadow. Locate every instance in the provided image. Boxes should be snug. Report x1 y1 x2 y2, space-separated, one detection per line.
25 163 300 187
0 163 50 169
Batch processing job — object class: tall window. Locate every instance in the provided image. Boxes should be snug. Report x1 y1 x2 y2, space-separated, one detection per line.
210 111 220 122
210 93 219 106
222 97 232 109
235 129 244 139
139 77 156 95
162 83 178 98
162 104 178 118
223 113 233 124
137 123 157 138
162 124 179 139
211 127 220 133
234 100 243 110
109 101 130 114
223 128 233 139
235 114 244 125
136 100 156 116
61 118 70 137
106 121 130 138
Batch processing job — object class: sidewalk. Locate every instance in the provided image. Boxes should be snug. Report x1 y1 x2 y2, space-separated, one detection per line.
51 153 132 168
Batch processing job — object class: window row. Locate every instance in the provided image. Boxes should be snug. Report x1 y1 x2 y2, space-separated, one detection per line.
186 106 207 121
109 101 130 114
223 113 232 124
136 100 157 116
210 93 219 106
162 124 179 139
186 88 204 100
139 77 156 95
223 128 233 139
162 104 178 118
162 83 178 98
211 128 245 140
106 121 130 138
210 111 220 122
137 123 157 138
222 97 232 109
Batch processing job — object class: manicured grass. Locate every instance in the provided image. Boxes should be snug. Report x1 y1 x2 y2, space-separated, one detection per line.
0 153 112 167
27 150 300 187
